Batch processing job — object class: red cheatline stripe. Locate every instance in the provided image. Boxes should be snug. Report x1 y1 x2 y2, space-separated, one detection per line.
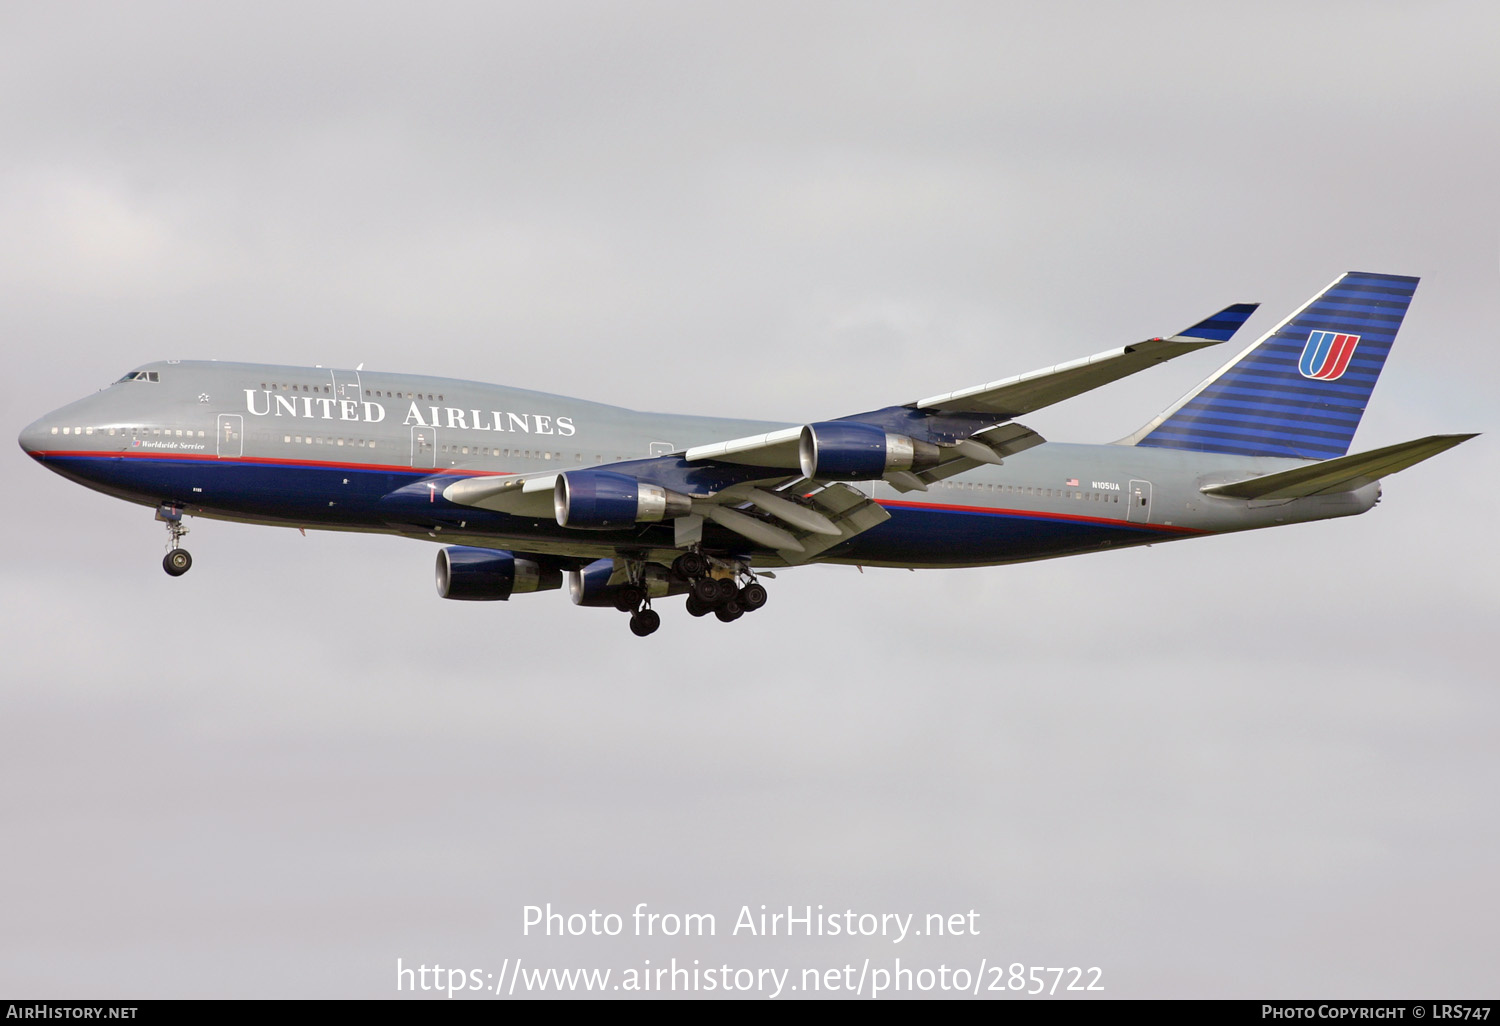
27 449 512 477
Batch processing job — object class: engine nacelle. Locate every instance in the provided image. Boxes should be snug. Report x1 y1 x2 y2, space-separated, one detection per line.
798 421 941 480
554 470 693 529
435 547 562 601
568 558 686 607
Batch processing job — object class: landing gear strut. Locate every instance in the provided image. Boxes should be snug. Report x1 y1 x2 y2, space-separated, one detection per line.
615 559 661 636
157 504 192 577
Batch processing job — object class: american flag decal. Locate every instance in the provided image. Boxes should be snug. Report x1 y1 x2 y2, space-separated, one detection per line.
1065 478 1079 487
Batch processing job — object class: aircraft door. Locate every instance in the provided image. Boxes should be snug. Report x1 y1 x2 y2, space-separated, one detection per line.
217 414 243 458
330 368 363 406
411 426 437 468
1127 479 1152 523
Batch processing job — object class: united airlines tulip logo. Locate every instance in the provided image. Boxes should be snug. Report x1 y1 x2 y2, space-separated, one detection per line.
1299 330 1361 381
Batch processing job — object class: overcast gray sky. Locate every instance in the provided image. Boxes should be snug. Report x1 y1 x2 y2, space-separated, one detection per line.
2 1 1496 999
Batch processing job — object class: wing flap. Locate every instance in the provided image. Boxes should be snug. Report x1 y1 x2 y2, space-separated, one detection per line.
1201 434 1478 500
701 504 806 552
775 483 891 565
884 421 1048 492
968 421 1047 459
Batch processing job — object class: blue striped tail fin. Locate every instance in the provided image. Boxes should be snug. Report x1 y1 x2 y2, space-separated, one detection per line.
1125 272 1418 460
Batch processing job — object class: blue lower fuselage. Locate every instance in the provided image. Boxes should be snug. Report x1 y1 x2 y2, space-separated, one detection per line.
33 449 1197 569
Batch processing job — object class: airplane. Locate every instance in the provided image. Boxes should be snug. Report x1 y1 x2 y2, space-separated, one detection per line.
18 271 1475 637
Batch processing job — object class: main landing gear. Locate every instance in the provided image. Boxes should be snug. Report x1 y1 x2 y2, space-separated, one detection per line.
616 551 769 637
157 504 192 577
611 583 662 637
673 551 768 625
601 574 663 637
628 607 661 638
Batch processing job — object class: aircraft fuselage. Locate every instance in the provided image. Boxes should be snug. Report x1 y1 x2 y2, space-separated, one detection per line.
19 359 1375 570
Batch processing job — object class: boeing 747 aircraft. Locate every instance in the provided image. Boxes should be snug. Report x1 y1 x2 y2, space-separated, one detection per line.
19 272 1475 636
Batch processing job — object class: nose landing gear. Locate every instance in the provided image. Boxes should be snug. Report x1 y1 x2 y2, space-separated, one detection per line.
156 504 192 577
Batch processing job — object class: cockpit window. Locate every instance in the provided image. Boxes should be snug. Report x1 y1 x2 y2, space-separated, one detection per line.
115 371 160 383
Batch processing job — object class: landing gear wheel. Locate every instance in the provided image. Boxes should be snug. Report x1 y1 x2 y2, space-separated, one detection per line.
614 586 645 613
673 551 708 580
163 549 193 577
714 578 740 605
738 582 767 611
685 595 713 617
714 601 744 623
691 577 720 604
629 608 661 637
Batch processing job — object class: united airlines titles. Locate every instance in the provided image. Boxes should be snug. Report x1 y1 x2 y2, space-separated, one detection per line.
243 390 576 436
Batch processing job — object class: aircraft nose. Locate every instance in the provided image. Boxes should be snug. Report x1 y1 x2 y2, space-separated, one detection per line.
19 416 50 456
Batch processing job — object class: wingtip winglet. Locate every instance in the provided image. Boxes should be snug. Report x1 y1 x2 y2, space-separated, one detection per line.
1177 302 1260 342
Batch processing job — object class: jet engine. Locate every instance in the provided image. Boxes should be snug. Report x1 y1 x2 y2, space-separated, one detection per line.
554 470 692 529
435 546 562 600
568 558 686 608
798 421 941 480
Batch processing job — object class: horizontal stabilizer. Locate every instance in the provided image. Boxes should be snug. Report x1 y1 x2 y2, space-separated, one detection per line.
1201 433 1477 500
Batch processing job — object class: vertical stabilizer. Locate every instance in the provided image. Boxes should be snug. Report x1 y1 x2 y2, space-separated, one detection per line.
1123 272 1418 460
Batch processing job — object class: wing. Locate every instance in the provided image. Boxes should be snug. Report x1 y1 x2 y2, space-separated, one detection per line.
438 466 891 564
440 302 1257 557
913 310 1256 416
678 302 1256 475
